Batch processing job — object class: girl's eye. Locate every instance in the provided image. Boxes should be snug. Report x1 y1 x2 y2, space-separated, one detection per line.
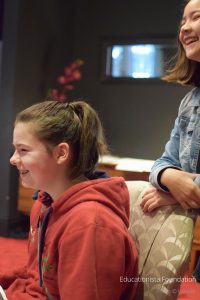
180 20 186 29
20 148 28 153
193 14 200 21
180 19 185 27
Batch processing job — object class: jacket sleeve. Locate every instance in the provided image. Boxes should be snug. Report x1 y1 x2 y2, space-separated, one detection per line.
149 116 182 191
150 88 197 191
55 224 137 300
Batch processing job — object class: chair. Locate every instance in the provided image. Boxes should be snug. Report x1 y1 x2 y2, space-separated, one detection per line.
188 216 200 277
126 181 197 300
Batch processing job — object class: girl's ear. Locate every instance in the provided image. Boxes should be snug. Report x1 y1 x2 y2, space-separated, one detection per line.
54 143 70 164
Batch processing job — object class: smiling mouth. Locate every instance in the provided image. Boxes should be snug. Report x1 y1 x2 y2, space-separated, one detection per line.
19 170 29 175
184 38 199 46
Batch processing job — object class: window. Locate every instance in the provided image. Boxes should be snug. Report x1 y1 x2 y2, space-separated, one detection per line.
101 38 176 81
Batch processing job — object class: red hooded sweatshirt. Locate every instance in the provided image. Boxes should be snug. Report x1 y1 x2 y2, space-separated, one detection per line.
5 177 138 300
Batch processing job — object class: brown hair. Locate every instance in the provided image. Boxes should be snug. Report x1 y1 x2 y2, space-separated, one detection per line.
15 100 109 179
163 0 200 86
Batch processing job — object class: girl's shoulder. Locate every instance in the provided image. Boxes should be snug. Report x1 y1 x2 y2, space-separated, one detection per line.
178 87 200 117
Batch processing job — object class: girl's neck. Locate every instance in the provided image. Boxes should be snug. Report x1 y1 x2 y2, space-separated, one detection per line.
49 174 89 201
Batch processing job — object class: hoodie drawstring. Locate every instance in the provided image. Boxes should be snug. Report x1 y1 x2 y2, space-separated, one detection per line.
38 206 53 287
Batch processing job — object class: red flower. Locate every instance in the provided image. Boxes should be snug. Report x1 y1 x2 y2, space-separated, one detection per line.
51 89 67 102
57 76 67 85
64 84 74 91
50 59 84 102
72 70 81 80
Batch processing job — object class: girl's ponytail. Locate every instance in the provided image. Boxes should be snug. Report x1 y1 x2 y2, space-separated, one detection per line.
69 101 108 178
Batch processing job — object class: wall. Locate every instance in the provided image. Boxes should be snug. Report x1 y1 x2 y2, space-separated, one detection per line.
14 0 75 112
0 0 192 234
0 0 76 234
0 0 20 235
70 0 190 159
13 0 191 159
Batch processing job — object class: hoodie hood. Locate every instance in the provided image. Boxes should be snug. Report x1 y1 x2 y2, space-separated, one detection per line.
36 176 130 287
39 176 130 228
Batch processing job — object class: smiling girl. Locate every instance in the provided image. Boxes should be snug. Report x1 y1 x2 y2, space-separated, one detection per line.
141 0 200 283
3 100 138 299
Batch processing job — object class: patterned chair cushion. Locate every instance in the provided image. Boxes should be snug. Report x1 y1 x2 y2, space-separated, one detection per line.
126 181 197 300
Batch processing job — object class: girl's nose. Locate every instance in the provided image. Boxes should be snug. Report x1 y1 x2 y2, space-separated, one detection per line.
180 20 191 33
179 21 191 43
10 151 19 166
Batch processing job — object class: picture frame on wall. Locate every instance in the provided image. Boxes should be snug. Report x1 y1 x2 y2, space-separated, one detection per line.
100 36 177 83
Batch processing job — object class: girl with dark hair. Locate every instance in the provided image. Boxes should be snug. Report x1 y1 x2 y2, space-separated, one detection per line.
1 100 138 299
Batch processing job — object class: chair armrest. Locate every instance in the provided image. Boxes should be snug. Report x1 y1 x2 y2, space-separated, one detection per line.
126 180 198 300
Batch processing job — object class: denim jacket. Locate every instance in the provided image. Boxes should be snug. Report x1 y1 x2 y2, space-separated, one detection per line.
150 87 200 191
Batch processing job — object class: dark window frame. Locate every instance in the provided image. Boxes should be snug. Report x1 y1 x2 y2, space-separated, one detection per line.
100 36 177 83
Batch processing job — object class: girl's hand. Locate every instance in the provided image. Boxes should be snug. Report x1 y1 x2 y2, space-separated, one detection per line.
140 187 177 213
160 168 200 209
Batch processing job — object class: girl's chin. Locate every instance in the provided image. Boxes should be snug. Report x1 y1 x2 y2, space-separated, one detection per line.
21 180 36 190
185 50 200 62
